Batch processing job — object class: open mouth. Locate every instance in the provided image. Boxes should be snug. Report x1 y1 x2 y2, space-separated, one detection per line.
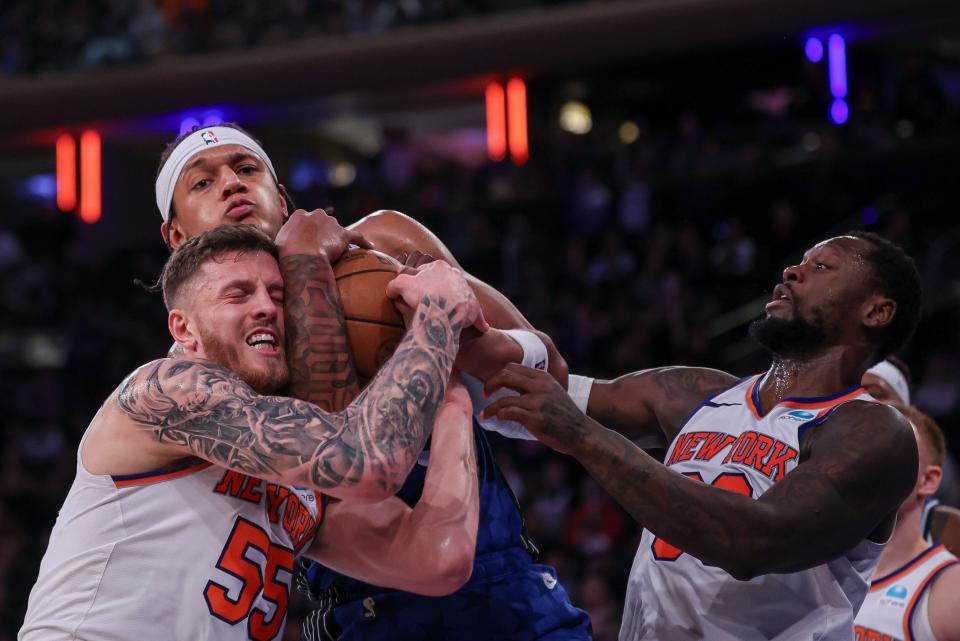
245 330 280 356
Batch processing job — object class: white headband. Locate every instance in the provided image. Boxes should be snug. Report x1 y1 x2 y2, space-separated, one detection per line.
155 126 279 222
866 360 911 405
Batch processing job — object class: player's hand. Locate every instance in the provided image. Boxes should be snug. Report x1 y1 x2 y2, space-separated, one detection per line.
455 328 520 381
385 260 489 334
398 250 436 274
275 209 372 263
481 364 591 455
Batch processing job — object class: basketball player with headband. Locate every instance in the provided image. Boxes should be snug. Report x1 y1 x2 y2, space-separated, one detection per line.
154 124 591 640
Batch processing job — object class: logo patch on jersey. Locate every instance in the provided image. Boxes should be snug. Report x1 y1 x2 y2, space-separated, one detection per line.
781 410 816 421
541 572 557 590
363 597 377 618
200 130 219 145
885 584 908 599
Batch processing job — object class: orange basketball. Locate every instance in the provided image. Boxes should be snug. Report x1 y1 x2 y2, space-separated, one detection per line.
333 248 406 380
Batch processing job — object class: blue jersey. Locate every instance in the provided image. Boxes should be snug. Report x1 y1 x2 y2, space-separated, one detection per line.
300 420 591 640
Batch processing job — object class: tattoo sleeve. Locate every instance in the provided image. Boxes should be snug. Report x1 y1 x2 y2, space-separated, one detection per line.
280 254 360 411
116 295 462 502
570 401 916 579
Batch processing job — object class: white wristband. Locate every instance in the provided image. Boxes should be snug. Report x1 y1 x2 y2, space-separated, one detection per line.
500 329 548 371
567 374 594 413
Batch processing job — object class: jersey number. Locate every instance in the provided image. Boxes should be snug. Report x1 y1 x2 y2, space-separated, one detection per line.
204 517 295 641
651 472 754 562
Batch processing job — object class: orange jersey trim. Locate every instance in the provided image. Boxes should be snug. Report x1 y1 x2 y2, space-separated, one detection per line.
903 558 959 641
746 373 867 418
113 462 213 488
870 545 945 592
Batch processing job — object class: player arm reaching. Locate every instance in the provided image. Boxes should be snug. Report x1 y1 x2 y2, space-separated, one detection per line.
113 261 485 503
352 209 569 388
274 209 369 410
305 374 480 595
483 364 918 580
571 366 739 446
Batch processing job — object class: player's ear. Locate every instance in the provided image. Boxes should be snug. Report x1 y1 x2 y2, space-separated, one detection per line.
168 309 198 352
164 219 188 249
919 464 943 497
277 184 290 221
863 295 896 331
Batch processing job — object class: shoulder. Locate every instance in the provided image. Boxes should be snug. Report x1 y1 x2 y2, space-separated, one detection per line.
350 210 460 267
816 400 914 441
929 561 960 641
802 401 917 487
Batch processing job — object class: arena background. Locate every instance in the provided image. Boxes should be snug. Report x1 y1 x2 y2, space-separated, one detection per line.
2 1 960 639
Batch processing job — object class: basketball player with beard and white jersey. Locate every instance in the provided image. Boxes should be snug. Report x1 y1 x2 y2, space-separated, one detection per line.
485 232 924 641
19 225 486 641
854 403 960 641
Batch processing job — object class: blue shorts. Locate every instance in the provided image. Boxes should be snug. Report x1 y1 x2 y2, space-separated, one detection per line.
312 549 592 641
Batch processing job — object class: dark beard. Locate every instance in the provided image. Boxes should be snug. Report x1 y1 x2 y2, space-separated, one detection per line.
749 314 828 360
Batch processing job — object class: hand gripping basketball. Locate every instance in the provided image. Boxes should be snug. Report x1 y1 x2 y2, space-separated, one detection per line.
275 208 371 263
385 261 489 334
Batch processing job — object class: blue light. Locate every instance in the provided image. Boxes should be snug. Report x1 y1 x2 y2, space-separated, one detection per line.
861 207 878 225
179 117 200 136
830 99 849 125
290 159 315 191
202 110 224 126
828 34 847 99
25 174 57 200
805 37 823 63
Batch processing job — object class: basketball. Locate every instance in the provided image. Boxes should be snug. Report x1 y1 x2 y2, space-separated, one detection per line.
333 248 406 380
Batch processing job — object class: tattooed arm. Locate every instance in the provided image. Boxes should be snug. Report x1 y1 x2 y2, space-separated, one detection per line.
116 264 482 503
306 375 479 595
276 209 368 410
485 366 917 578
535 366 737 446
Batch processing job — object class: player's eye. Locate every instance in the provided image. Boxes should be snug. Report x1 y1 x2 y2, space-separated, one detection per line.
192 178 211 190
815 262 828 270
237 165 257 174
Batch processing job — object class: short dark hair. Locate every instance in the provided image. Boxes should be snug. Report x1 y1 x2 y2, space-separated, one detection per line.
157 122 296 249
892 403 946 467
846 230 922 361
161 224 278 311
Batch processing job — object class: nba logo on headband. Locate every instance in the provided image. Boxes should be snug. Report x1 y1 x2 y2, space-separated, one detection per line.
200 130 219 145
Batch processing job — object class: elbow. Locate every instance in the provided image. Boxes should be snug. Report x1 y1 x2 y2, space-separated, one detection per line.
417 541 476 596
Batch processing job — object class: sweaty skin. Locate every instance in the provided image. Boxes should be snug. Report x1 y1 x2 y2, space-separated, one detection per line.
484 236 919 580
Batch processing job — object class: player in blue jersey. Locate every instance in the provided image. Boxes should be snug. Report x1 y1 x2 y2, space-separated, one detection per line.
154 123 592 640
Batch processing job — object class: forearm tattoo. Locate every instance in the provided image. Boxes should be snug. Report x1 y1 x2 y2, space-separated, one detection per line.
116 295 462 495
280 254 360 411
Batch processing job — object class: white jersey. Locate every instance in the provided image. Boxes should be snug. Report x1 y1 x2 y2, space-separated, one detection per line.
854 544 959 641
621 375 882 641
19 435 322 641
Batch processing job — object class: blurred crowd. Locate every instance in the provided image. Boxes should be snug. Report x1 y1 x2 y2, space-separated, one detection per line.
1 0 585 75
3 22 960 641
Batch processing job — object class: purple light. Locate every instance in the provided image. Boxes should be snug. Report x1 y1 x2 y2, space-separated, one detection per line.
861 207 879 225
179 117 200 136
805 37 824 63
828 34 847 99
830 99 849 125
